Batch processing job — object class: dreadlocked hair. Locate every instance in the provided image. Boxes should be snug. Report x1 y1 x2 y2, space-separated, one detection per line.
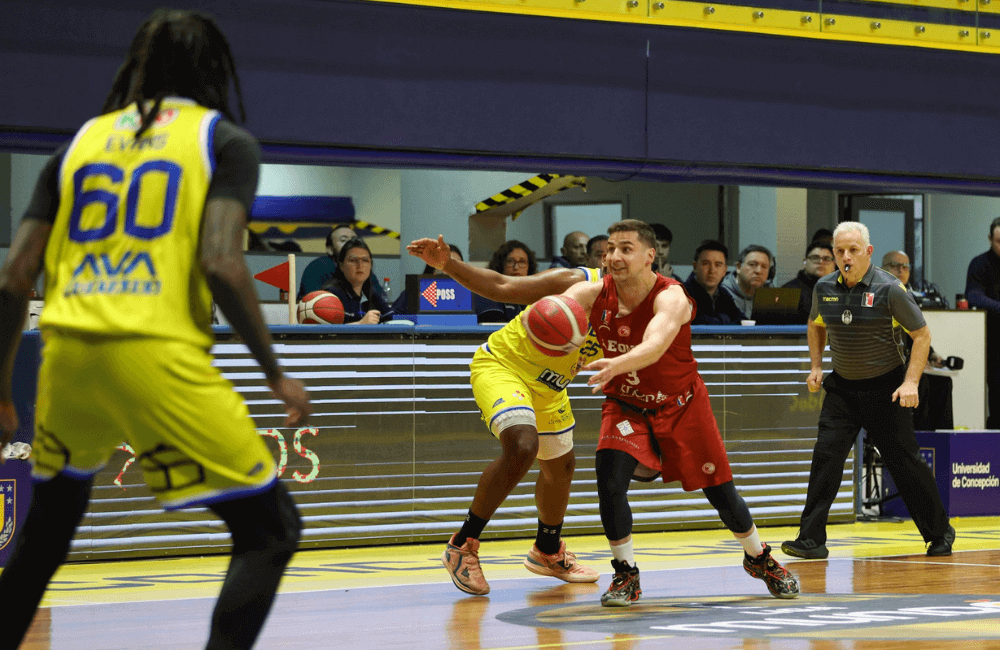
101 8 246 139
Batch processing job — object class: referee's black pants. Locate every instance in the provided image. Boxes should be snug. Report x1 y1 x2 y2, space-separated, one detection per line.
798 367 950 545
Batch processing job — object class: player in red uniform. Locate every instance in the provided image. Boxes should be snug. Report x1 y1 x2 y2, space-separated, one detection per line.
561 219 799 607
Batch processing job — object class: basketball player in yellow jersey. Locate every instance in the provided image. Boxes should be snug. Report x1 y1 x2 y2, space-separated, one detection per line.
0 10 310 650
408 235 606 595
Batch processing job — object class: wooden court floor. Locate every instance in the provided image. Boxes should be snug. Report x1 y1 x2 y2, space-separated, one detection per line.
13 517 1000 650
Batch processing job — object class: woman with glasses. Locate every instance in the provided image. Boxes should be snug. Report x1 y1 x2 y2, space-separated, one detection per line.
474 240 538 323
323 237 392 324
781 241 836 324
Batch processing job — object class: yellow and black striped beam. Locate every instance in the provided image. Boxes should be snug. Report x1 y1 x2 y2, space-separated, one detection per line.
475 174 586 220
352 219 401 239
249 220 401 240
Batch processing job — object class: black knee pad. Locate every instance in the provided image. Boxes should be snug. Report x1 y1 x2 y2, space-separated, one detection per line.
703 481 754 534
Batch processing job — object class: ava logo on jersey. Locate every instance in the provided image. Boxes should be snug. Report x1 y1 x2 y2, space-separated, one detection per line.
64 250 162 297
0 480 15 552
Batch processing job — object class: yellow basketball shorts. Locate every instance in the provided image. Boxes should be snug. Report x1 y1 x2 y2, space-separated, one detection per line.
32 331 276 509
469 345 574 460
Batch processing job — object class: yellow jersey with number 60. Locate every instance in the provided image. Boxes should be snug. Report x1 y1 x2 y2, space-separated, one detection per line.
41 98 220 349
482 266 604 396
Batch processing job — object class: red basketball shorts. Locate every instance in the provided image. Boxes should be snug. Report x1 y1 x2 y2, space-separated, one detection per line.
597 375 733 491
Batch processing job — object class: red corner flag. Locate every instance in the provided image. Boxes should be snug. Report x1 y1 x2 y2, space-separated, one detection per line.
254 261 290 291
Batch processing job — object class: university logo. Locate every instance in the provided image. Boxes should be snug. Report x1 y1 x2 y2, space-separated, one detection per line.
499 593 1000 640
0 479 15 552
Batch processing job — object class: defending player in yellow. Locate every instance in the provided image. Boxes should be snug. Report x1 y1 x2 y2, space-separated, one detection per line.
0 10 310 649
408 235 605 595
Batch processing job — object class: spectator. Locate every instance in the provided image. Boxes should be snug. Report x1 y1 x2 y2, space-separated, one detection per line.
883 250 953 430
586 235 608 272
782 242 835 324
297 225 354 300
811 228 834 247
965 216 1000 428
684 240 743 325
549 231 589 269
392 244 464 313
323 237 392 324
475 240 536 323
721 245 773 319
298 225 384 301
650 223 681 281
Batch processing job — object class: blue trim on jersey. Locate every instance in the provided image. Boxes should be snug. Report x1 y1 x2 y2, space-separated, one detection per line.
207 112 222 176
163 476 278 511
488 405 533 429
33 465 102 482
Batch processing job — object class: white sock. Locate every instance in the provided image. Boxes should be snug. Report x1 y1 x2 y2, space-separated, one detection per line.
736 525 764 557
610 539 635 567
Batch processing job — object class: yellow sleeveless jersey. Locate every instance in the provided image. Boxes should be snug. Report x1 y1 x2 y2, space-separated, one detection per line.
483 267 603 395
41 99 220 349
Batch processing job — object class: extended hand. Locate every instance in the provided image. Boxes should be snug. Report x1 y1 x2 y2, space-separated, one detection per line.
406 234 451 270
269 376 311 428
584 358 618 394
0 400 19 465
892 381 919 409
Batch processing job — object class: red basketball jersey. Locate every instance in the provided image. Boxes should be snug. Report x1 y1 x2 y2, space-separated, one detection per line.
590 273 699 407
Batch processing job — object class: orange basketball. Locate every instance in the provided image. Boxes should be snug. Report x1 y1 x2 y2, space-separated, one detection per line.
524 295 589 357
297 291 345 324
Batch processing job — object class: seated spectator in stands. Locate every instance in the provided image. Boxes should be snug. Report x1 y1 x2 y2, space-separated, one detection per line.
475 240 536 323
392 244 464 313
721 244 773 319
322 237 392 324
297 225 355 300
298 225 384 301
685 240 743 325
549 231 589 268
650 223 682 281
782 241 835 324
883 250 953 429
811 228 834 247
586 234 608 272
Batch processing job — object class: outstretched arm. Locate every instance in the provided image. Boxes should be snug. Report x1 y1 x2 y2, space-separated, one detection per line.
0 218 51 461
408 235 588 303
585 285 691 392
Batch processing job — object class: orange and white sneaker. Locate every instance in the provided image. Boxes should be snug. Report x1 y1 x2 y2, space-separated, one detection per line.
523 540 600 583
443 534 490 595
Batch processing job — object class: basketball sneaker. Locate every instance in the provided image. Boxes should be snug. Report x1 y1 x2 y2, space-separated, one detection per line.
600 560 641 607
442 534 490 595
524 540 600 583
743 543 800 599
781 537 829 559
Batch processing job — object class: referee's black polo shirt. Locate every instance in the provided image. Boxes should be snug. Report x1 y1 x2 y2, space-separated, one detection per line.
809 264 926 381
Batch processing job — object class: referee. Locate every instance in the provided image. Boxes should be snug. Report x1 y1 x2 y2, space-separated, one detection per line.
781 222 954 560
